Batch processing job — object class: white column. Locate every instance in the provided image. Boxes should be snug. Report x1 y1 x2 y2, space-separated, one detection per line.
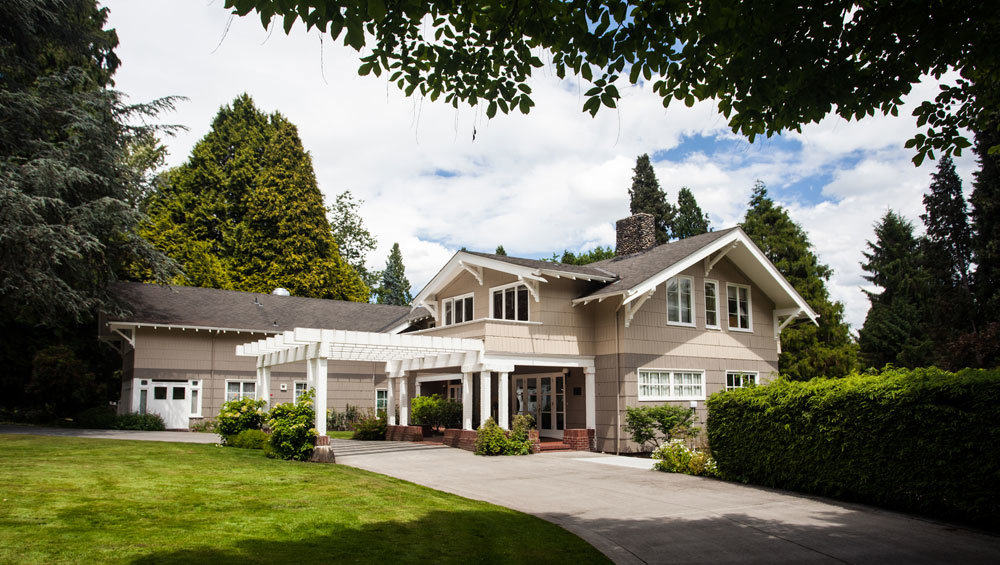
260 366 271 408
314 357 328 436
585 366 596 430
387 376 396 425
255 366 264 401
480 371 491 426
306 356 315 390
399 374 409 426
462 372 473 430
415 381 421 397
497 371 509 430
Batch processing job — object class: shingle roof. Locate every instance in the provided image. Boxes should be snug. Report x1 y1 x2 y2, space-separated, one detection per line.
109 282 415 333
462 251 617 278
581 228 740 299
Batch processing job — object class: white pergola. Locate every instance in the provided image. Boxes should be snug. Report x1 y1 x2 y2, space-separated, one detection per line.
235 327 523 436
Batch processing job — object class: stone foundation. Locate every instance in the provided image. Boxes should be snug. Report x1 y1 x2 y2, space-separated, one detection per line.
386 425 424 442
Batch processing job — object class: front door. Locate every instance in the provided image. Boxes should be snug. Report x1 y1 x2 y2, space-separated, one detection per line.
513 374 565 438
447 381 462 403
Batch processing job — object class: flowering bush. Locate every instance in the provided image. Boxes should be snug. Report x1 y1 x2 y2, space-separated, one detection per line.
351 410 386 440
217 397 267 442
267 389 317 461
652 439 719 478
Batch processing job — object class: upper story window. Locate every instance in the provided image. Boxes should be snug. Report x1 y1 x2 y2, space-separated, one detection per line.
704 280 720 329
725 371 757 391
638 369 705 401
442 293 474 325
727 283 752 331
491 283 529 321
666 276 694 326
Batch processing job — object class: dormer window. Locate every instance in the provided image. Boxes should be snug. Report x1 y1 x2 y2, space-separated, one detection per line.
442 293 474 326
491 283 529 321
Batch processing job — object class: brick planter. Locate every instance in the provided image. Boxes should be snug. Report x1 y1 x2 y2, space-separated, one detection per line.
386 425 424 442
442 429 478 451
562 428 596 451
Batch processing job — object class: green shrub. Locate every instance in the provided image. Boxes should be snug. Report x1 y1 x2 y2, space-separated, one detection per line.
625 404 698 451
217 397 267 441
75 406 117 429
706 367 1000 526
352 411 387 440
474 418 508 456
507 414 536 455
189 419 217 433
267 390 317 461
328 404 361 431
410 394 463 430
229 429 270 450
652 440 719 477
114 412 165 431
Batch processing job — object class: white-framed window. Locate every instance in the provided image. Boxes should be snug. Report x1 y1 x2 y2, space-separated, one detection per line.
293 381 308 402
666 276 694 326
375 389 388 416
225 380 256 403
442 293 474 326
490 282 530 321
189 380 202 417
726 371 757 391
704 280 720 329
727 283 752 331
637 369 705 401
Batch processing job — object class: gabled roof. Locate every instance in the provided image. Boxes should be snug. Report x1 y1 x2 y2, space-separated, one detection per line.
462 251 616 279
108 282 417 334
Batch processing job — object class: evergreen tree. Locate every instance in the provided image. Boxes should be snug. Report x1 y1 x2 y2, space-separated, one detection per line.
552 246 616 265
142 95 368 301
628 154 675 244
376 243 413 305
971 122 1000 322
330 190 379 292
672 187 711 239
495 245 507 256
858 211 933 368
740 181 858 379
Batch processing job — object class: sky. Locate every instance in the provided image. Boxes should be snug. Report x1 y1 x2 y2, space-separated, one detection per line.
104 0 977 331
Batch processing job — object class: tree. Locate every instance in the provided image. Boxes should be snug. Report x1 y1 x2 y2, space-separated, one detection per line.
740 182 857 379
857 211 933 368
971 122 1000 323
549 246 616 265
226 0 998 163
671 187 711 239
330 190 380 291
628 154 674 244
376 243 413 306
142 95 368 301
494 245 507 256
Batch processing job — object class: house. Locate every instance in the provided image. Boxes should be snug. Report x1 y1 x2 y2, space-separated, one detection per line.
102 213 817 452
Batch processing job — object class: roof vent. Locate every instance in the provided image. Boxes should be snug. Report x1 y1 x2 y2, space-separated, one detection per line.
272 288 290 296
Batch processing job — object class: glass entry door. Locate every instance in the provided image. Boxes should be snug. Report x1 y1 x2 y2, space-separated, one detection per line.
513 374 565 438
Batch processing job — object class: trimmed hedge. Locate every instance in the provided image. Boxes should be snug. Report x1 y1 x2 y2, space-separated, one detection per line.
706 367 1000 526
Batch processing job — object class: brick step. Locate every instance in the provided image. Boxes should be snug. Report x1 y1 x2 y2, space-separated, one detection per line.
537 442 575 452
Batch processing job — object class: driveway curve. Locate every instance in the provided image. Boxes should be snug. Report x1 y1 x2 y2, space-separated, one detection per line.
331 439 1000 565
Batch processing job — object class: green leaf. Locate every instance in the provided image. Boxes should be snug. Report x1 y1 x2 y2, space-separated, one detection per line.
486 101 497 119
367 0 387 22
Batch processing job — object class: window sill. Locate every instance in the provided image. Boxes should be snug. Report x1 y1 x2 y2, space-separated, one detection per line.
705 325 722 331
666 321 696 328
727 327 753 333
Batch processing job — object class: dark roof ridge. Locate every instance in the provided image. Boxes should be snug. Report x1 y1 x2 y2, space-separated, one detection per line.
111 281 409 311
590 227 740 266
461 250 618 278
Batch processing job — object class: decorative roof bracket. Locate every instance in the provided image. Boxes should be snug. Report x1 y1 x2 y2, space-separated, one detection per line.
704 242 739 276
624 288 656 328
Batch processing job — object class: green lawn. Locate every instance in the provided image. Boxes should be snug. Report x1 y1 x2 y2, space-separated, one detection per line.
326 430 354 439
0 434 609 564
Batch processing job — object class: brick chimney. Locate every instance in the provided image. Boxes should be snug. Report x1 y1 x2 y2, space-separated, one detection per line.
616 213 657 255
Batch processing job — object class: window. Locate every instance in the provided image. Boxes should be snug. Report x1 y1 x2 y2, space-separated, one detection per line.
294 381 308 402
705 280 720 329
190 380 202 417
154 386 167 400
726 371 757 391
226 381 256 402
727 283 752 331
139 389 148 414
491 283 530 321
638 370 705 401
666 276 694 326
442 293 474 326
172 387 185 400
375 389 388 417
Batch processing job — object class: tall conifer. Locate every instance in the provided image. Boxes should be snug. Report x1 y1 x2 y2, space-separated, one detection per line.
376 243 413 305
971 123 1000 321
628 154 675 244
672 187 711 239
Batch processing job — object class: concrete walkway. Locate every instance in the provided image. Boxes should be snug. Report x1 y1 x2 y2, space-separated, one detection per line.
331 439 1000 565
0 424 221 444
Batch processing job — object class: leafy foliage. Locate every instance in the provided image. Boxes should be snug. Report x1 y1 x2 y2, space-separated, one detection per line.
545 246 615 265
624 405 697 452
351 411 387 440
410 394 462 430
327 403 362 431
652 440 719 478
267 389 317 461
473 417 509 456
72 406 165 431
494 244 507 256
706 367 1000 525
671 187 711 240
971 121 1000 323
506 414 536 455
375 242 413 305
26 346 103 417
225 0 997 163
228 429 270 450
627 154 674 244
216 396 267 441
329 190 380 292
141 94 368 301
740 182 858 379
113 412 166 431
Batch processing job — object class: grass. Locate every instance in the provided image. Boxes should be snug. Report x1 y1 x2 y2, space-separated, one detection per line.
0 434 609 564
326 430 354 439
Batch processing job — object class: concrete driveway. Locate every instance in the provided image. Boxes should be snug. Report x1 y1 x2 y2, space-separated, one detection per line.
331 439 1000 564
0 424 221 444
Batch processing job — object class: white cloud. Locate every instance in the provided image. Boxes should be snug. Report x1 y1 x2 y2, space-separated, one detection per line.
106 0 977 331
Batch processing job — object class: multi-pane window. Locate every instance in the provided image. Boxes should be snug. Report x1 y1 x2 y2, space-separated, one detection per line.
375 389 388 417
666 276 694 325
637 370 705 400
294 381 308 402
727 283 752 331
491 283 529 321
442 294 474 325
726 371 757 391
226 381 256 402
705 280 720 329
